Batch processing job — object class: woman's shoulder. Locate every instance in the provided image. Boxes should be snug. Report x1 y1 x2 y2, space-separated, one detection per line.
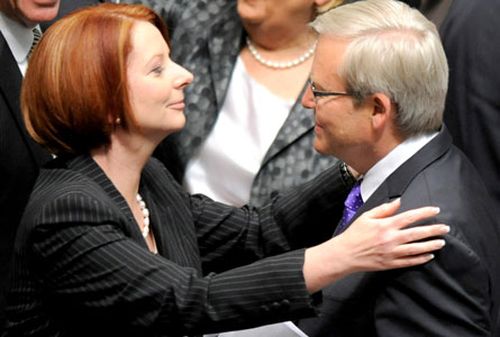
35 157 103 195
25 158 120 224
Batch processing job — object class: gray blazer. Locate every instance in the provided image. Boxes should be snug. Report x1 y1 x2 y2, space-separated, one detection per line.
5 156 350 336
298 127 500 336
127 0 338 206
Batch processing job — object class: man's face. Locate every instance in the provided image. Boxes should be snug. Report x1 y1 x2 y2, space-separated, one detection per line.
1 0 60 26
302 35 374 164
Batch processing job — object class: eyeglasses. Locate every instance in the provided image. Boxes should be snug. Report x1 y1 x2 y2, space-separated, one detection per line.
307 79 352 100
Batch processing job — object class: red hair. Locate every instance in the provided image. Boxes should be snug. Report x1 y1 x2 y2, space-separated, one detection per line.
22 3 169 156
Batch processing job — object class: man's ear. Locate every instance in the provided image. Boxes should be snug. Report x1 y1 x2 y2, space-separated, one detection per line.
371 93 393 129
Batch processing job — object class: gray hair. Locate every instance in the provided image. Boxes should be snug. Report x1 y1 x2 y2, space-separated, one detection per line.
312 0 448 136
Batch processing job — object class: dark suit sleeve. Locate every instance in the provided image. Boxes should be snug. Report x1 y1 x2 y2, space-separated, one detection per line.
187 163 349 273
12 191 316 336
374 233 492 336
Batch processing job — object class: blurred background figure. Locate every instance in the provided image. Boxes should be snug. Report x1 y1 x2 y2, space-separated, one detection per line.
438 1 500 331
40 0 105 30
402 0 500 210
417 0 452 28
0 0 99 331
438 0 500 210
125 0 343 207
398 0 452 28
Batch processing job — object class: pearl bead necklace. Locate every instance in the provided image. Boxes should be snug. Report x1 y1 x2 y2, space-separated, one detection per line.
136 193 150 238
246 37 317 69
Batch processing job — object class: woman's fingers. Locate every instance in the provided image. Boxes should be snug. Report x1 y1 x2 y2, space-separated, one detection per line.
339 199 450 273
383 238 447 269
395 224 450 246
304 200 450 292
392 238 446 259
385 253 436 269
382 203 441 230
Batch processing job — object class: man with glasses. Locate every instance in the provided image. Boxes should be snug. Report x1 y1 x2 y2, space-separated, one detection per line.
295 0 500 336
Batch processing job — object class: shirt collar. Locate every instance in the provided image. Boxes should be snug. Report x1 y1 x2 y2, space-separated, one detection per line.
360 131 438 202
0 11 39 65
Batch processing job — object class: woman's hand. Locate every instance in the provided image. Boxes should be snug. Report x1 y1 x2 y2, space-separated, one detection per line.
303 198 449 293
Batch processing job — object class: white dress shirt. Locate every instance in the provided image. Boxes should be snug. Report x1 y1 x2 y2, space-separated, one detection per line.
0 11 40 76
360 131 439 202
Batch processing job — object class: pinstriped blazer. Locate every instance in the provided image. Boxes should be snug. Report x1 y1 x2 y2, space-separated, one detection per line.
5 155 349 337
125 0 338 207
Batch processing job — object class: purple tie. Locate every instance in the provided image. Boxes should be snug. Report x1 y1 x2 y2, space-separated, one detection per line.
337 180 363 234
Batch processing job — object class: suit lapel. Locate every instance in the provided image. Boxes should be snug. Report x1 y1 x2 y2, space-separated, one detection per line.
67 156 202 267
344 127 452 229
0 32 51 166
0 34 23 121
262 84 315 164
67 156 150 249
207 5 242 109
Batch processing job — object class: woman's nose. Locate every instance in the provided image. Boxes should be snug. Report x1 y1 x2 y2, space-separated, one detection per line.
173 62 194 89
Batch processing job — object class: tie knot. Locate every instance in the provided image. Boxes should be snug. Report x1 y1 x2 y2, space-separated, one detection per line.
29 27 42 59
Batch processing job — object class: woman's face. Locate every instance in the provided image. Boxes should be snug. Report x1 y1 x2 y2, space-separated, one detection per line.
126 21 193 142
237 0 318 29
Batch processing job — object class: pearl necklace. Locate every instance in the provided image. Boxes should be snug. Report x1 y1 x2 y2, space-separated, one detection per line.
136 193 150 238
246 37 317 69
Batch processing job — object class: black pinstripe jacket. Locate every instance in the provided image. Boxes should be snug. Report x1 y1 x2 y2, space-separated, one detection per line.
4 155 349 337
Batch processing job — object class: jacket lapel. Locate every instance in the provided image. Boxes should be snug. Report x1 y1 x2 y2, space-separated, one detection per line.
262 84 315 164
67 156 149 249
207 5 242 109
345 127 452 228
0 32 51 166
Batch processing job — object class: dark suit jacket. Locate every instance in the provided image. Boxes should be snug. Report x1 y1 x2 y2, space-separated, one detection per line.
440 0 500 208
0 31 51 331
4 156 348 337
298 127 500 336
1 2 102 331
127 0 338 207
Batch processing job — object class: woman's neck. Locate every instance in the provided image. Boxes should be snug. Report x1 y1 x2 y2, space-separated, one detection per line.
244 24 317 53
91 132 153 204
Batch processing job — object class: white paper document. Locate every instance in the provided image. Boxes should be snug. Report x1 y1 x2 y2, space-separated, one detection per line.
205 321 309 337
